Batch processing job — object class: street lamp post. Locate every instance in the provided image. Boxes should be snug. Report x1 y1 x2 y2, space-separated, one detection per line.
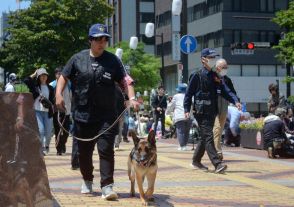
157 33 164 86
145 23 165 85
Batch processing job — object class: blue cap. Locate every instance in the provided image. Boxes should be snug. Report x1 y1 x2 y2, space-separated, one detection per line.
176 83 187 93
201 48 219 58
88 23 111 38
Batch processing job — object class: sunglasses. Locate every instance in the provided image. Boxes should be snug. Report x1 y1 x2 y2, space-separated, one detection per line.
90 36 109 42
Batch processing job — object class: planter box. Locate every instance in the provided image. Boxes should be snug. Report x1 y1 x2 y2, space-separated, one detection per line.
240 129 264 150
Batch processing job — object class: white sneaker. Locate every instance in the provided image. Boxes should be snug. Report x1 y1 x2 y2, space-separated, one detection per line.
81 180 93 194
182 146 188 151
101 184 118 200
177 147 183 151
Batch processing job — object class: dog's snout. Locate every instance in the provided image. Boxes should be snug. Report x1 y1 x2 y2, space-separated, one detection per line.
140 156 146 161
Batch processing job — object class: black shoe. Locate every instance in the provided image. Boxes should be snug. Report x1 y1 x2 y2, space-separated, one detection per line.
71 166 80 170
190 162 208 171
56 152 62 156
123 138 129 143
215 164 227 174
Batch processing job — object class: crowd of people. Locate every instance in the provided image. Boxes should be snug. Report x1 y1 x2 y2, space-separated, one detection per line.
2 21 294 203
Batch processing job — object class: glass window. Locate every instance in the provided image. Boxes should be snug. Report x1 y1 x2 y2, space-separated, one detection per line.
227 65 241 76
140 13 154 23
223 30 233 46
233 0 241 11
268 0 274 12
241 30 259 42
246 103 259 113
242 65 258 76
260 65 276 76
260 31 267 42
241 0 260 12
268 31 275 44
275 0 288 11
260 0 267 12
234 30 241 43
277 65 286 76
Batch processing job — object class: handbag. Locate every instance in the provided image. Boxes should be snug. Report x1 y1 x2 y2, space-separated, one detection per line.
39 95 53 109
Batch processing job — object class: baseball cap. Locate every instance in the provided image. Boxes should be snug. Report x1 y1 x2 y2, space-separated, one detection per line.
176 83 187 93
88 23 111 38
36 68 49 78
201 48 220 58
9 73 17 81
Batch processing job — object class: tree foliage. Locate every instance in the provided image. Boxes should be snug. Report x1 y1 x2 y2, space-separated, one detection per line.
107 41 161 93
272 1 294 65
0 0 113 77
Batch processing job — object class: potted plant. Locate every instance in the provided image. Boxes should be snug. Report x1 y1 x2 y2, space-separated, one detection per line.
239 118 264 150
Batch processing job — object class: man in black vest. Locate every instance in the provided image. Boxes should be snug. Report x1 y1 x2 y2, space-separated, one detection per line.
55 23 138 200
184 48 241 173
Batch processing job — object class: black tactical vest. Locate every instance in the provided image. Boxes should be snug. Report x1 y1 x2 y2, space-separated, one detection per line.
192 70 217 116
71 50 117 122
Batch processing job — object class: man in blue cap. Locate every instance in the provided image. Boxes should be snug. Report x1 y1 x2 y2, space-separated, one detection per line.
55 23 138 200
184 48 241 173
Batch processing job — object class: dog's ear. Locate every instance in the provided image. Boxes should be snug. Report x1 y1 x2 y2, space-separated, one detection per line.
147 130 156 146
130 131 140 146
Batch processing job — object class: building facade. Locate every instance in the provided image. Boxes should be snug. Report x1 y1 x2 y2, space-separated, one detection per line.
106 0 155 54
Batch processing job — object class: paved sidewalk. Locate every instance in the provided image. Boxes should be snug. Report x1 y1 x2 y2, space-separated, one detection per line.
45 137 294 207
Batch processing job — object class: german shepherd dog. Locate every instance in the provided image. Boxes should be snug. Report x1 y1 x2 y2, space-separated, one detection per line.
128 130 158 206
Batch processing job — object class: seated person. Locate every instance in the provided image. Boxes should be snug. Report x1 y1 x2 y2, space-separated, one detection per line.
263 108 294 158
283 107 294 135
224 105 249 147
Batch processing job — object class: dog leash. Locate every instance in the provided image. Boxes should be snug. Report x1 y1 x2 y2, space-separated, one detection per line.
57 107 129 142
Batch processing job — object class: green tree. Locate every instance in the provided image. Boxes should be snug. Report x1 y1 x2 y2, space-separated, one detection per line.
0 0 113 77
272 1 294 103
107 41 161 93
272 1 294 65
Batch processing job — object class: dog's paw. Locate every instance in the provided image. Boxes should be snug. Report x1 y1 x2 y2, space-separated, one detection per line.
130 191 135 197
147 197 154 202
142 200 148 206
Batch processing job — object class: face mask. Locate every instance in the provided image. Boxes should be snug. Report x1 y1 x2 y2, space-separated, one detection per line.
207 58 217 70
219 69 227 77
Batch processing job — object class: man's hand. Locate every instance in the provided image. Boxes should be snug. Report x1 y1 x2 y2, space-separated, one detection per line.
129 99 140 111
157 107 162 112
55 94 66 112
235 102 242 111
185 112 190 119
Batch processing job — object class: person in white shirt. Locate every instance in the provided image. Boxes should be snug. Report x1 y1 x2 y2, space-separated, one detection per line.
50 67 72 155
5 73 17 92
166 83 191 150
24 68 54 155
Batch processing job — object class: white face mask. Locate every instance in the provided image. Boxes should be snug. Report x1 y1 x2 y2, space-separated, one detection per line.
219 69 228 77
207 58 217 70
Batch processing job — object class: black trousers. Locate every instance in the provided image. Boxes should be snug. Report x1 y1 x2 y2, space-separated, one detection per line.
153 111 165 136
74 120 117 188
53 112 70 153
224 127 240 147
192 115 221 167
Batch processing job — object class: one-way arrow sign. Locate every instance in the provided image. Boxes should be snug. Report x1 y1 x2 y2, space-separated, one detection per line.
180 35 197 54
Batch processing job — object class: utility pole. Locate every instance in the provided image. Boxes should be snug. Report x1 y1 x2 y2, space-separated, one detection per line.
180 0 188 83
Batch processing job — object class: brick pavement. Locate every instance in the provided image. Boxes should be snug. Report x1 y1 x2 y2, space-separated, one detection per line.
45 137 294 207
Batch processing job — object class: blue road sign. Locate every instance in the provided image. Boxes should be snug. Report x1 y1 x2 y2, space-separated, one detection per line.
180 35 197 54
